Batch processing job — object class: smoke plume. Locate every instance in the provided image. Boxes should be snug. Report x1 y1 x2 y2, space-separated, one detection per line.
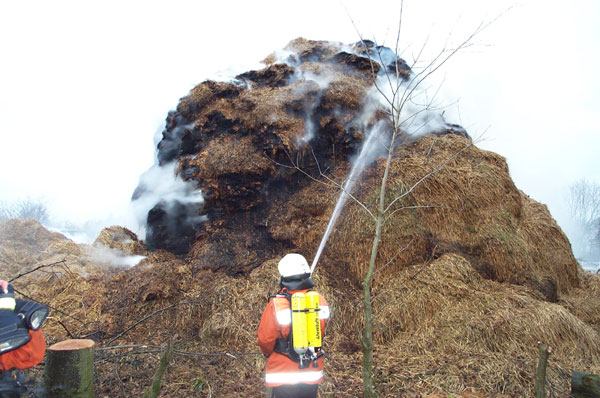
131 161 205 254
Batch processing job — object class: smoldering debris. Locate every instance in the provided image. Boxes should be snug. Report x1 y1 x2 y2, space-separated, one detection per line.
131 161 205 253
85 244 145 268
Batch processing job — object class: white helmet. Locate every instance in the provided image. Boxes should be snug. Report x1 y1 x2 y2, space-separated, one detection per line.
278 253 310 278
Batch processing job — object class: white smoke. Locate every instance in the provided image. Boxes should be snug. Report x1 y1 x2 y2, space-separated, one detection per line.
294 70 335 145
261 43 339 145
131 162 206 236
85 244 145 268
267 48 300 67
340 40 451 138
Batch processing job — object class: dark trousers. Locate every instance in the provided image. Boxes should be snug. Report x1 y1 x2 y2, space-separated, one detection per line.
271 383 318 398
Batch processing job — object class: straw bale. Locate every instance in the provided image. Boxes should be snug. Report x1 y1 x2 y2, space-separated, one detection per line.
320 74 373 113
172 38 376 181
93 225 146 256
148 37 386 260
513 193 579 291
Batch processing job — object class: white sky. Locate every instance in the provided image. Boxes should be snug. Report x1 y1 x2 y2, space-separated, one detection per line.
0 0 598 244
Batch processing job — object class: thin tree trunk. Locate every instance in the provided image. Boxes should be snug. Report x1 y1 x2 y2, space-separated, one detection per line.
534 342 551 398
143 340 174 398
362 123 395 398
362 216 381 398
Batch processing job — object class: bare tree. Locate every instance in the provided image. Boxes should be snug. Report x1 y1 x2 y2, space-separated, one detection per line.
593 219 600 253
568 179 600 226
567 179 600 259
349 8 498 397
0 197 49 224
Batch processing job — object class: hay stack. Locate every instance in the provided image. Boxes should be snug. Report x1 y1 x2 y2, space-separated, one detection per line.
274 134 579 300
0 219 72 272
6 39 598 397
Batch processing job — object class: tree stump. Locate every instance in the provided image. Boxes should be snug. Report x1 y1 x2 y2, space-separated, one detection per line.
572 371 600 398
44 339 95 398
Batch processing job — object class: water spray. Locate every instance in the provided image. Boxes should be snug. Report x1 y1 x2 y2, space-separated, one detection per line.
310 122 387 274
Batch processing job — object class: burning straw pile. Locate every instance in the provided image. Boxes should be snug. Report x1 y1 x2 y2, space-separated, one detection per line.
2 38 599 397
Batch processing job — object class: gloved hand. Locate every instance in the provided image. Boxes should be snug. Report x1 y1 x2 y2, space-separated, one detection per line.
0 281 16 311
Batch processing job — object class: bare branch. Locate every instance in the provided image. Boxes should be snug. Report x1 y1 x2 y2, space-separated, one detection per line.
54 318 75 339
96 344 166 351
394 1 404 81
8 259 67 283
384 205 448 224
115 360 127 398
264 147 377 221
107 299 199 345
374 237 415 276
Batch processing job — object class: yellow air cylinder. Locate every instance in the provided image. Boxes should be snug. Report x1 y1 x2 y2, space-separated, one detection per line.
291 292 308 354
305 291 322 348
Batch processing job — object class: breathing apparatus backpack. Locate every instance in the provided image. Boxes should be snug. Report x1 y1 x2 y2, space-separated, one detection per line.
272 289 324 369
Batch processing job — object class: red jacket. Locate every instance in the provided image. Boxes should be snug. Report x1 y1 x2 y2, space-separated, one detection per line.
0 329 46 371
257 288 329 387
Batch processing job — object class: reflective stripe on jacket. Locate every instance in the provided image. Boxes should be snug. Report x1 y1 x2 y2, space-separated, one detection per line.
257 289 329 387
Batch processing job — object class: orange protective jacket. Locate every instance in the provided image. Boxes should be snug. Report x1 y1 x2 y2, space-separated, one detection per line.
0 329 46 371
257 288 329 387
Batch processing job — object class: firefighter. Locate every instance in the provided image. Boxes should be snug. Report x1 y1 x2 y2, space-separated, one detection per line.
258 254 330 398
0 279 46 376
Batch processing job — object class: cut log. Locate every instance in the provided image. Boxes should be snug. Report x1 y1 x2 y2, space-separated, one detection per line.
44 339 95 398
572 371 600 398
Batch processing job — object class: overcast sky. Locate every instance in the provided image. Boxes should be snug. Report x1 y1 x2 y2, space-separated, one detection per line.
0 0 598 246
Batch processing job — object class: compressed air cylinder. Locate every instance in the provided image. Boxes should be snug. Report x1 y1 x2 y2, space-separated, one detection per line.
291 292 308 354
305 291 322 348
